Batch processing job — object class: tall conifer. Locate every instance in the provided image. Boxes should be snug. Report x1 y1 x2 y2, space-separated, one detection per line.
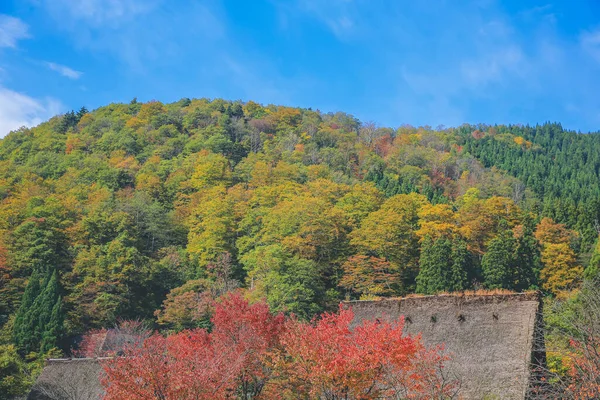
417 237 471 294
13 270 63 354
514 215 540 290
13 270 42 353
585 238 600 281
482 220 517 289
450 239 470 291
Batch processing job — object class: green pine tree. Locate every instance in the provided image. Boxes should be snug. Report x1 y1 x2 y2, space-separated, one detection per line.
416 237 472 294
514 215 540 290
40 295 64 353
417 236 445 294
482 221 517 290
417 237 467 295
585 238 600 281
450 239 470 291
13 270 63 354
13 270 42 353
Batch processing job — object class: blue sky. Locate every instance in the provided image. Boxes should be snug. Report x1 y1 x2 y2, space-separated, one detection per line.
1 0 600 137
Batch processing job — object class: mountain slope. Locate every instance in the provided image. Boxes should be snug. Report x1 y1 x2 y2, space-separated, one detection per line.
0 98 593 355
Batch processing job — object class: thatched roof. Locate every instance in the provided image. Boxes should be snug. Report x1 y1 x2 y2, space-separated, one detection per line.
27 358 105 400
28 293 544 399
345 292 545 400
84 330 140 356
100 331 138 354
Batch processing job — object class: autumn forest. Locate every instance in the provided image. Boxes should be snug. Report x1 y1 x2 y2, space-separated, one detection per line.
2 98 600 397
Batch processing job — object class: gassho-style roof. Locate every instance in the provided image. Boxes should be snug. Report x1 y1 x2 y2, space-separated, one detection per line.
345 291 545 400
27 358 105 400
28 292 545 400
27 330 140 400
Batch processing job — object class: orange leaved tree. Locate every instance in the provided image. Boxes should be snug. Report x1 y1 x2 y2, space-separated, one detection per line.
566 337 600 399
268 305 458 399
102 295 456 399
102 292 285 399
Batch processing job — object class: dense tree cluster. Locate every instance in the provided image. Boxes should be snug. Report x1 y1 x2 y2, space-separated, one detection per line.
459 123 600 249
0 97 597 395
102 293 457 400
542 279 600 398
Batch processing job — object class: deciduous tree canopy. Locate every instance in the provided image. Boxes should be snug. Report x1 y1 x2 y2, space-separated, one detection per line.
0 98 597 395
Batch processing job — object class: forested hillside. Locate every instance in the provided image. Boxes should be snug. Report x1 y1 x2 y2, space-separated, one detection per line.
460 123 600 249
1 98 599 395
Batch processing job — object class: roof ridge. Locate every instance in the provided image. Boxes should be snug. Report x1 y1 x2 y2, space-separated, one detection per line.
46 357 114 361
344 290 541 303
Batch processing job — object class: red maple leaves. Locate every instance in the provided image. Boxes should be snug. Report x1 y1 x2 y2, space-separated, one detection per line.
269 306 455 399
566 337 600 399
102 293 285 399
101 293 456 399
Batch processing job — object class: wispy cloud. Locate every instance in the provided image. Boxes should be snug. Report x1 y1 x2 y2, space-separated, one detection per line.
580 28 600 63
43 0 158 27
394 9 533 125
0 14 30 48
0 15 64 137
295 0 358 39
399 43 528 127
0 87 62 137
39 0 224 72
460 45 527 88
45 61 83 79
37 0 292 107
387 2 600 130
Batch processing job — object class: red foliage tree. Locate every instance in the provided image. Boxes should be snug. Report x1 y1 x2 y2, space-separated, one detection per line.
102 293 285 399
268 305 457 399
471 130 485 139
209 292 286 396
566 337 600 399
102 296 455 399
74 319 150 358
74 328 108 358
374 134 393 157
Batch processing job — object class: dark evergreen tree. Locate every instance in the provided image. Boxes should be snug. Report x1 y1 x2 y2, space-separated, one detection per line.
40 295 64 353
416 237 470 294
416 236 450 295
585 238 600 281
13 270 63 354
76 106 89 120
482 220 517 289
514 215 541 290
57 110 78 134
450 239 470 291
13 270 42 353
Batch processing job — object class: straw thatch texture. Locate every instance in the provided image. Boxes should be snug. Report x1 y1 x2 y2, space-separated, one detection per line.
27 358 104 400
345 292 544 400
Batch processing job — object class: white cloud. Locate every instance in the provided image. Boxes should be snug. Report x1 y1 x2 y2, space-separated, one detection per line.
296 0 357 39
0 87 62 138
460 45 527 87
401 43 528 112
220 54 289 104
0 14 30 48
43 0 158 27
580 28 600 63
45 62 83 79
39 0 224 72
